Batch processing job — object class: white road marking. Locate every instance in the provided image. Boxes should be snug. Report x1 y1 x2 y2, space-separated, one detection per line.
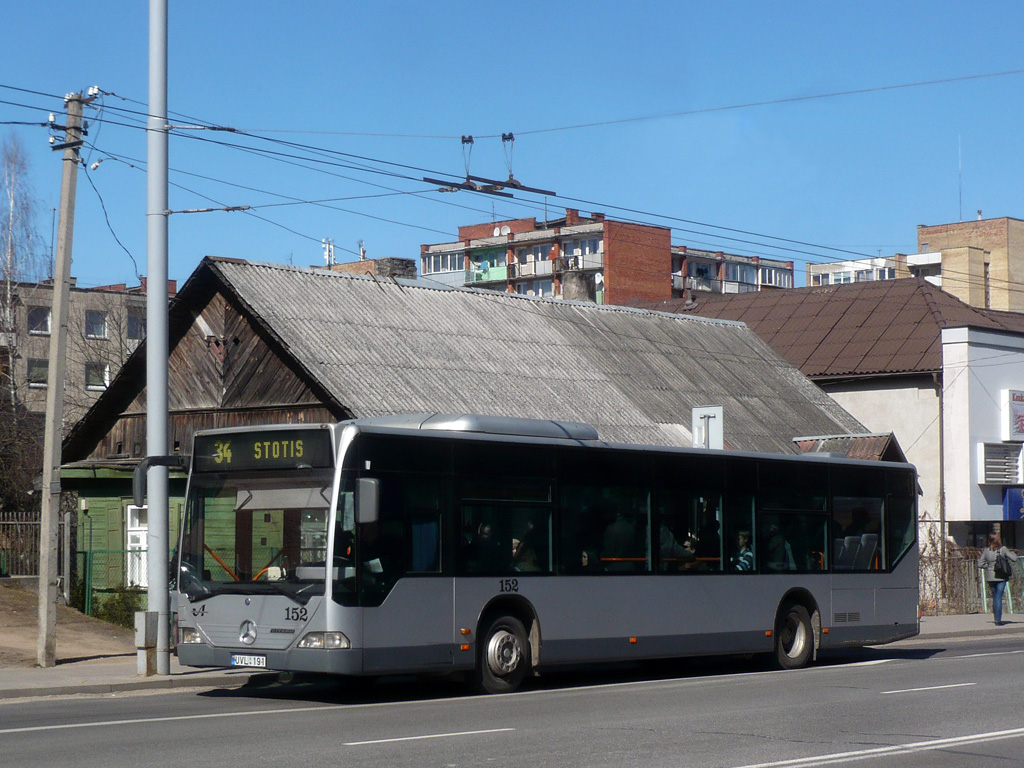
881 682 976 695
343 727 514 746
0 705 342 734
729 727 1024 768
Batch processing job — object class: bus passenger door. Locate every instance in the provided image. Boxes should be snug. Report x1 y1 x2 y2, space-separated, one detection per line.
359 479 455 673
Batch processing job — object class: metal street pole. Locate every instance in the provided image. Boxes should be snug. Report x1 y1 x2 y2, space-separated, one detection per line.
147 0 171 676
37 92 86 667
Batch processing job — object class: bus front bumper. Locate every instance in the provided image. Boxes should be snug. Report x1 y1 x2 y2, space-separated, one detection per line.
177 644 364 676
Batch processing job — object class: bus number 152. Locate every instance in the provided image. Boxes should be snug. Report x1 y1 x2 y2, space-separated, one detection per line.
499 578 519 593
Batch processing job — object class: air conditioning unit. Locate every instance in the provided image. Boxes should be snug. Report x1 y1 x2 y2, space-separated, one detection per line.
978 442 1024 485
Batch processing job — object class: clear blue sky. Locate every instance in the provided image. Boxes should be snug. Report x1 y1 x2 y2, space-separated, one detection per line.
2 1 1023 289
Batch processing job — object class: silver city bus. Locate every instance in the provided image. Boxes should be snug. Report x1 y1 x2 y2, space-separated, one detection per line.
172 414 919 693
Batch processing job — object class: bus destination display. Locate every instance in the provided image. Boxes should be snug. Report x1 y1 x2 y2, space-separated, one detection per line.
193 429 332 472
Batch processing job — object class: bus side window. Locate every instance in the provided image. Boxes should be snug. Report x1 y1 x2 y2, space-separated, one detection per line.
724 494 755 573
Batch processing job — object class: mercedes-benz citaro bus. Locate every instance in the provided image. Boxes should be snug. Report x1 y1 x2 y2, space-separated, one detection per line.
171 414 919 694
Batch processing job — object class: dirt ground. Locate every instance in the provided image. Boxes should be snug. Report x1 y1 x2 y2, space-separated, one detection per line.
0 578 135 667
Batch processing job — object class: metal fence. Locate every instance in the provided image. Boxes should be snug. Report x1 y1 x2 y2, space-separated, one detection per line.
0 519 68 578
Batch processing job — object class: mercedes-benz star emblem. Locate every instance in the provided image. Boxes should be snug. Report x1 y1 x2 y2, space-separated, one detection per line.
239 620 258 645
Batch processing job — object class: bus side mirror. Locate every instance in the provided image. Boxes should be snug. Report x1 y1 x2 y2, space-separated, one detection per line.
356 478 380 524
133 455 189 507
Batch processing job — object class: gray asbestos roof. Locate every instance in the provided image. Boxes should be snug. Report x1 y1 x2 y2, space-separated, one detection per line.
210 259 863 453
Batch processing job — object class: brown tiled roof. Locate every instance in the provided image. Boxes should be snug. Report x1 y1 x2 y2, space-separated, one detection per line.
793 433 907 463
629 278 1024 379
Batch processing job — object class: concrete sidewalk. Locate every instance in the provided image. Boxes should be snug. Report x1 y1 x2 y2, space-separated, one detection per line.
0 612 1020 701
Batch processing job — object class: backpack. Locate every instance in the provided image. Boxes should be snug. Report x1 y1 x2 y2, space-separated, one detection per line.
994 551 1013 581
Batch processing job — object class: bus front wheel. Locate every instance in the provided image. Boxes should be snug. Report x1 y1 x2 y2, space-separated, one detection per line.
476 615 529 694
774 603 813 669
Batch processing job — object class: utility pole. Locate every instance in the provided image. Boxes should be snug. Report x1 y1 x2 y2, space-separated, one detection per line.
37 92 89 667
146 0 171 676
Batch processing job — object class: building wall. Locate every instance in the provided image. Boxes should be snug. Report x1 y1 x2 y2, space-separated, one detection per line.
941 327 1024 534
822 376 941 529
918 218 1024 312
603 220 672 304
325 257 417 280
459 218 537 240
937 246 988 308
4 282 147 425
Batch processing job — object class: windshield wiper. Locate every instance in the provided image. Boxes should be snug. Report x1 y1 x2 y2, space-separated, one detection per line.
183 581 316 605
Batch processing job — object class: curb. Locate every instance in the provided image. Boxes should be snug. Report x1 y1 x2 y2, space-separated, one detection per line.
0 672 252 700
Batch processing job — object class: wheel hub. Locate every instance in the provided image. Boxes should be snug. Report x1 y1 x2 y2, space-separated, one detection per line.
486 629 522 676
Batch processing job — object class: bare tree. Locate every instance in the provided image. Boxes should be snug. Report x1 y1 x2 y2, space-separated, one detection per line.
1 133 48 409
0 134 47 519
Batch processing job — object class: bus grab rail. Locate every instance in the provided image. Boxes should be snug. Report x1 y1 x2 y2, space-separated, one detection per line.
133 455 190 507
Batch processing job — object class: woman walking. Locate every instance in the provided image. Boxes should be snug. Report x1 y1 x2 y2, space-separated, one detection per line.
977 533 1018 625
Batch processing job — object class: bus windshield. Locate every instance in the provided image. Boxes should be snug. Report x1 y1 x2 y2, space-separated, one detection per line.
177 469 335 603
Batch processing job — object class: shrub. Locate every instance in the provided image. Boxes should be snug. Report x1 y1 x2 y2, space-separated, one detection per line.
93 585 144 629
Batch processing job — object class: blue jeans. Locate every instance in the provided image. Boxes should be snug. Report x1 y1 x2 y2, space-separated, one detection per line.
991 580 1008 624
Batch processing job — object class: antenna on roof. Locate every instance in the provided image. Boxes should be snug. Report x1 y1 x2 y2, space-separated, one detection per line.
322 238 335 266
357 240 366 261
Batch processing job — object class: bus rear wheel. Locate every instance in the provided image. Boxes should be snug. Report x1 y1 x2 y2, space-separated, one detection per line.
774 603 813 669
476 615 529 694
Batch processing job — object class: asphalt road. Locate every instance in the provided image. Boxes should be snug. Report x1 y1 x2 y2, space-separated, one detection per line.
1 637 1021 768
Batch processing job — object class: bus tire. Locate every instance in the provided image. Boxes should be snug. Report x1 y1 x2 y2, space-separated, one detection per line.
476 615 529 694
774 603 813 670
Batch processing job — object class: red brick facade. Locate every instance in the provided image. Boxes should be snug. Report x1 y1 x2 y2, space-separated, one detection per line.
603 220 672 304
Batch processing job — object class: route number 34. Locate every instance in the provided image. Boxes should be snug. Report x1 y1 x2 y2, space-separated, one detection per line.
498 578 519 593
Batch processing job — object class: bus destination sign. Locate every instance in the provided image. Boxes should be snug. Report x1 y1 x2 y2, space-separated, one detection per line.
193 429 333 472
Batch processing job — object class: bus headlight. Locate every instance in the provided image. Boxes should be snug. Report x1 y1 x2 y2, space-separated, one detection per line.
179 627 202 644
298 631 350 649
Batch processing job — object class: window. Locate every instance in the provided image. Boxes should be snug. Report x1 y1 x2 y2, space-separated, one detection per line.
831 496 883 571
28 306 51 335
27 358 47 387
855 269 873 282
85 362 110 391
559 449 652 574
127 308 146 340
85 310 107 339
516 245 549 263
877 267 896 280
422 252 463 275
688 261 715 279
810 274 825 286
759 512 828 573
761 267 793 288
832 271 852 284
725 262 757 284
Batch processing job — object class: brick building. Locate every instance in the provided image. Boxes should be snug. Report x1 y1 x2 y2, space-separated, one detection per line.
420 209 793 304
914 216 1024 312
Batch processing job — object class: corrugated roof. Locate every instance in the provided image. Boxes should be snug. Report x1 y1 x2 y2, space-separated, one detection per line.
200 259 864 453
629 279 1024 379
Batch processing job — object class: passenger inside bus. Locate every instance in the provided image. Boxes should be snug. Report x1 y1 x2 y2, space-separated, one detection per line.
659 523 695 571
730 531 754 571
603 511 645 572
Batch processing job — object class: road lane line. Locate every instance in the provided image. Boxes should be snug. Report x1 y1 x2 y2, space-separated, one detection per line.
343 727 514 746
881 682 976 695
729 727 1024 768
0 705 346 735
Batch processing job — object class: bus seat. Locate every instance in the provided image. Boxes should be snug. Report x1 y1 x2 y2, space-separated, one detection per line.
854 534 878 570
836 536 861 569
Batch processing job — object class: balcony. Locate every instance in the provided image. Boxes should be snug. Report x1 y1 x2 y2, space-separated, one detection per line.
513 260 553 278
466 265 508 284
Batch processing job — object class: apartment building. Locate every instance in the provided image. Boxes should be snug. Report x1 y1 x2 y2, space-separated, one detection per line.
420 209 794 304
915 216 1024 311
0 278 175 425
807 255 911 286
806 217 1024 312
